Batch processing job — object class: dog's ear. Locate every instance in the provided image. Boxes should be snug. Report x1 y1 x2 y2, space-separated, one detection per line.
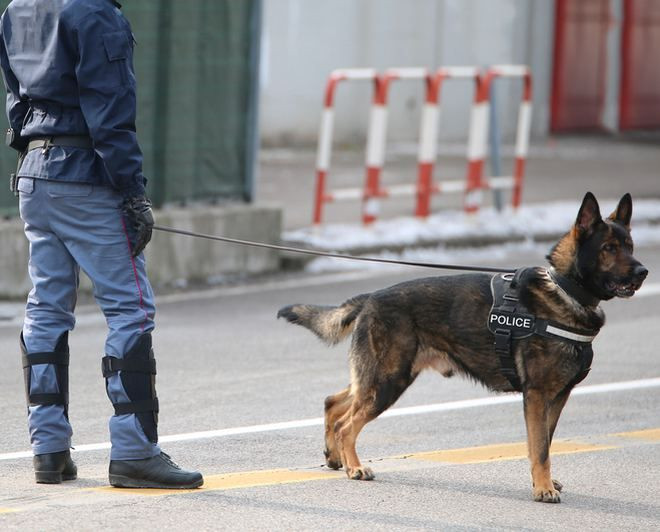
575 192 602 234
608 193 632 228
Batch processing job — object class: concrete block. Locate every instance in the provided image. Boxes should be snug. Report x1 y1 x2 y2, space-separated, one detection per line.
0 217 31 298
0 203 282 299
147 204 282 287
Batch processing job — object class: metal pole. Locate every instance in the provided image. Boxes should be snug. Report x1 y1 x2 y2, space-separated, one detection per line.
243 0 262 203
489 81 504 212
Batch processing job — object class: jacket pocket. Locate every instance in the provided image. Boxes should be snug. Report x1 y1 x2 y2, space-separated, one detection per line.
47 181 93 198
102 31 132 85
103 31 131 61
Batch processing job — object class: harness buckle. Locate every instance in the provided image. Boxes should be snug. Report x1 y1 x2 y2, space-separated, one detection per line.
494 328 512 352
494 328 521 391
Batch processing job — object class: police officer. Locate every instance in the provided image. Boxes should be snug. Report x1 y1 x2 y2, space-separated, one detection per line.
0 0 203 488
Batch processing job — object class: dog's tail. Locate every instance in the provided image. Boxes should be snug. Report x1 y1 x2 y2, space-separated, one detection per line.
277 293 369 345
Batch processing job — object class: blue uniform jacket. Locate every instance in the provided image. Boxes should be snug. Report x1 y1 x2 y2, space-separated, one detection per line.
0 0 146 197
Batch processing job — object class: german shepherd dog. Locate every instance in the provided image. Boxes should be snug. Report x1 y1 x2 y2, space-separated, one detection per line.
278 193 648 503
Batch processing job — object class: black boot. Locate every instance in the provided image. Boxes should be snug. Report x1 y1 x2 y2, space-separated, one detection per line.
33 450 77 484
109 452 203 489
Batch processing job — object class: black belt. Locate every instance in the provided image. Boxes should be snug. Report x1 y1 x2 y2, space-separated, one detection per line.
27 136 93 151
10 135 94 195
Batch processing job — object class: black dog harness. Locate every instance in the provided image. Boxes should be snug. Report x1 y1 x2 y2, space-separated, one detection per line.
488 268 600 391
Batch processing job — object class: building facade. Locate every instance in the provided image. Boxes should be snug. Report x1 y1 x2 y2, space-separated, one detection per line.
259 0 659 146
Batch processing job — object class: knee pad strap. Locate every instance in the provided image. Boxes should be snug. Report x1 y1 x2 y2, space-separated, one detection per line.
21 332 70 415
103 333 159 443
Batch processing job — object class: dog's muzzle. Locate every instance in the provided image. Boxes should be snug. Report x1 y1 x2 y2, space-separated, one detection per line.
608 264 648 298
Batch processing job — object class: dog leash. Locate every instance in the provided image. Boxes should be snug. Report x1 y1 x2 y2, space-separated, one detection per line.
152 225 517 274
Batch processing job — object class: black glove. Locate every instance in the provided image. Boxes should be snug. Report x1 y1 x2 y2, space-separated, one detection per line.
122 195 154 257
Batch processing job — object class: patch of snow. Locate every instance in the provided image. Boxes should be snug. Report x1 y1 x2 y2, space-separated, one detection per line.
284 199 660 251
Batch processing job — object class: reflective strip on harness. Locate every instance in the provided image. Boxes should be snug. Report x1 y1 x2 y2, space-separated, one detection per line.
544 324 597 343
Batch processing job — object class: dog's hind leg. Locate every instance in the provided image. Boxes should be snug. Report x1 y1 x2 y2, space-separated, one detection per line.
336 371 417 480
324 387 351 469
523 388 561 503
334 399 376 480
335 316 418 480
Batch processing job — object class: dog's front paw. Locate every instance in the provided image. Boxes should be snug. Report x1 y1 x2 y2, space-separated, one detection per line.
325 457 343 470
533 486 561 503
346 466 375 481
323 448 342 470
552 479 563 492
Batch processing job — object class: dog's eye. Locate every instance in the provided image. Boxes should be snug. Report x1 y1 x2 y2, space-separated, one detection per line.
602 243 617 253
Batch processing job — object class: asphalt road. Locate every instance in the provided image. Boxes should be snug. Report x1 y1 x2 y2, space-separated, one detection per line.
1 241 659 531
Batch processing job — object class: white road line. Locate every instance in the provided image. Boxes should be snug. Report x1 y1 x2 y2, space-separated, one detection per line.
2 376 659 462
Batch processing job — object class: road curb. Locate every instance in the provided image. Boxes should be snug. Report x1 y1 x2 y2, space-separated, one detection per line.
280 216 660 271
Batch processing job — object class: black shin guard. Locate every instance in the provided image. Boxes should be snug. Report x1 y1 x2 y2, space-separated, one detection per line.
21 332 70 418
102 333 159 443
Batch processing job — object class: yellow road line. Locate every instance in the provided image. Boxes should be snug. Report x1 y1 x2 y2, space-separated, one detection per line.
70 427 660 499
92 468 344 497
613 428 660 442
0 508 19 514
406 440 615 464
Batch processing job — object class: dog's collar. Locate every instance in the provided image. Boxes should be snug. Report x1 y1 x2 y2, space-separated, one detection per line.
548 268 600 308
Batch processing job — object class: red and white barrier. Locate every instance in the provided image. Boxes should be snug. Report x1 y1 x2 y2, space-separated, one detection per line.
313 68 380 225
362 67 430 224
464 64 533 212
313 67 435 225
329 66 482 224
416 66 482 218
312 65 533 225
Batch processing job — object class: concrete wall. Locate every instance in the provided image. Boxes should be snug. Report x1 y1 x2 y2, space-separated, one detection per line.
259 0 555 145
0 204 282 299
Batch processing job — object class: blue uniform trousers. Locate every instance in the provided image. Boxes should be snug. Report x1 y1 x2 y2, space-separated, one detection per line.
19 177 161 460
